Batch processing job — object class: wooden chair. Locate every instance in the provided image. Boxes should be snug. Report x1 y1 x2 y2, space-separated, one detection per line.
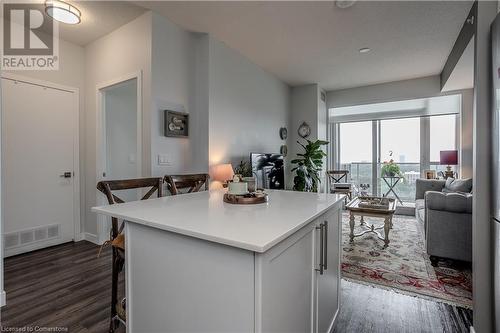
96 177 163 333
164 173 209 195
327 170 353 203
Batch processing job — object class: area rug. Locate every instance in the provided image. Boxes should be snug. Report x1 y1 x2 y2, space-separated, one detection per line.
341 213 472 308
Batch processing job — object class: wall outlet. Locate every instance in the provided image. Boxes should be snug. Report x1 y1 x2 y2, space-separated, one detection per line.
158 154 171 166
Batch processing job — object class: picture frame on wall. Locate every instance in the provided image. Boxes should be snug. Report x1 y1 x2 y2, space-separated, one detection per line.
165 110 189 137
424 170 436 180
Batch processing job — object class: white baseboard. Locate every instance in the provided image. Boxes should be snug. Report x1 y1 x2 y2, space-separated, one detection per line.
74 232 85 242
83 232 102 245
470 326 475 333
0 290 6 307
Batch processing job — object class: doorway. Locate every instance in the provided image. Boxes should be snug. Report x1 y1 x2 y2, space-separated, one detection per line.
1 75 80 256
96 74 142 243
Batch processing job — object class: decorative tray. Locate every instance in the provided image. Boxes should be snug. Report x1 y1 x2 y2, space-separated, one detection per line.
223 192 268 205
357 196 391 210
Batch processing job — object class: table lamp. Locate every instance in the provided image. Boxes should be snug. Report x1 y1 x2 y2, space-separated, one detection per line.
439 150 458 179
210 163 234 187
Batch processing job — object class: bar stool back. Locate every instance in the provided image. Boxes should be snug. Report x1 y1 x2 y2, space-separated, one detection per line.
97 177 163 332
164 173 209 195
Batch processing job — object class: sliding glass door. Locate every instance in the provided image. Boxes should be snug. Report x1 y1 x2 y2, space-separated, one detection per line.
379 117 420 200
330 94 461 202
333 115 458 202
338 121 373 194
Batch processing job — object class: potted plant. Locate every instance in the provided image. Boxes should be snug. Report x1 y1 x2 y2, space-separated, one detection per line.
291 139 329 192
234 160 256 191
381 159 403 177
234 160 252 178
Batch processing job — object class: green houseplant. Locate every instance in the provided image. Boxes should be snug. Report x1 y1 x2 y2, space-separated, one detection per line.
234 160 252 177
381 159 403 177
291 139 329 192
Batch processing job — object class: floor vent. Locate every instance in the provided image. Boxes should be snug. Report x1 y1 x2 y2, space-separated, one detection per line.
4 224 61 250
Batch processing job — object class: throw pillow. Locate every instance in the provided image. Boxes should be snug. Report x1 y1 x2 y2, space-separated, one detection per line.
443 177 473 193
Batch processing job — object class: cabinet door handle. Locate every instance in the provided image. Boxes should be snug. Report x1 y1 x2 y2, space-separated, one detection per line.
315 224 324 275
323 221 328 271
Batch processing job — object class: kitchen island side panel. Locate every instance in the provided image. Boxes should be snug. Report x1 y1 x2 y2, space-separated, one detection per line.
126 222 255 333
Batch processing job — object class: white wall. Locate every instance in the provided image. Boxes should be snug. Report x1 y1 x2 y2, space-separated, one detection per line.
326 75 474 178
150 13 207 177
288 84 319 189
208 38 290 171
191 34 210 174
287 84 328 190
84 12 152 236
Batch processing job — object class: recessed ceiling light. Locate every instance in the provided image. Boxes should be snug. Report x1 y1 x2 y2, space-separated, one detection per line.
45 0 81 25
359 47 371 54
335 0 357 9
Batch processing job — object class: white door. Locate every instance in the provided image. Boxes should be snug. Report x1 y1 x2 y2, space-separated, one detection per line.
2 78 77 256
316 211 341 333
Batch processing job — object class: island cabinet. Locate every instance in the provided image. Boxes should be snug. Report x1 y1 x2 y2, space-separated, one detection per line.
256 209 341 333
92 189 344 333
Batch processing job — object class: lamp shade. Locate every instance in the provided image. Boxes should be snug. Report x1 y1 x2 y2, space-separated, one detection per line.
210 164 234 182
440 150 458 165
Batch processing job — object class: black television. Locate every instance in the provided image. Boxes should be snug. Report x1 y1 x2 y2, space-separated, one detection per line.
250 153 284 190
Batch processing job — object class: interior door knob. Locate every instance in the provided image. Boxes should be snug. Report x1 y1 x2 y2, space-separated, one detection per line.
60 172 72 178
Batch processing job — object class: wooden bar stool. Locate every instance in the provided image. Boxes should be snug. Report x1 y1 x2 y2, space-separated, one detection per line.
97 177 163 333
164 173 209 195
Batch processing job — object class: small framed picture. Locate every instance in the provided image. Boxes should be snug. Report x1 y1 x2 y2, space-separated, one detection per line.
425 170 436 180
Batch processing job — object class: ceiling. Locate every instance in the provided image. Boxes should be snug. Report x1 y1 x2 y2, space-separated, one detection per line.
137 1 473 91
51 1 146 46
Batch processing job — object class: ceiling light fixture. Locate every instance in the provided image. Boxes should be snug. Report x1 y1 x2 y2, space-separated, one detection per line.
45 0 81 25
335 0 357 9
359 47 371 54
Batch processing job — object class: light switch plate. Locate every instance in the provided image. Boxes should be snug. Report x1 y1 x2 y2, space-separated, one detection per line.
158 154 171 166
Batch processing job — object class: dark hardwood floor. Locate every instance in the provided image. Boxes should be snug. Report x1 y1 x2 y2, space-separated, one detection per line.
1 241 124 332
1 241 473 333
333 280 473 333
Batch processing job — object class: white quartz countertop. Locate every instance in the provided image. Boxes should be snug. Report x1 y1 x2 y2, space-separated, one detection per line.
92 189 344 253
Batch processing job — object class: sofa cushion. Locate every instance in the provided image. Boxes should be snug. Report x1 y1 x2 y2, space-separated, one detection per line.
425 191 473 213
415 179 446 200
443 178 473 194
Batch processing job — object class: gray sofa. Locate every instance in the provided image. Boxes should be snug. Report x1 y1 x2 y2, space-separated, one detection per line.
415 178 473 264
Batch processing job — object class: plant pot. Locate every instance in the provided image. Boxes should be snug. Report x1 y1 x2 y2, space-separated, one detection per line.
242 177 256 192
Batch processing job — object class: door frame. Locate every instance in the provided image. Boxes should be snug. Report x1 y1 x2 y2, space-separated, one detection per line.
95 71 142 244
0 72 81 246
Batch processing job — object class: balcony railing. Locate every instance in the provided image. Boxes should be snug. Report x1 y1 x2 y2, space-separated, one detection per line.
338 162 449 202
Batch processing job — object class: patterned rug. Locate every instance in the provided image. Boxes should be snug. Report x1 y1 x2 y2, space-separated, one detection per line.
341 212 473 308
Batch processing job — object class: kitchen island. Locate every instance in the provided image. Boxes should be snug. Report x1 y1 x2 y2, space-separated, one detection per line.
92 189 344 333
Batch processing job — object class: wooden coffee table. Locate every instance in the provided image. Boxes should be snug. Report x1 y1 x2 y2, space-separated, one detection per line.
345 196 397 247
